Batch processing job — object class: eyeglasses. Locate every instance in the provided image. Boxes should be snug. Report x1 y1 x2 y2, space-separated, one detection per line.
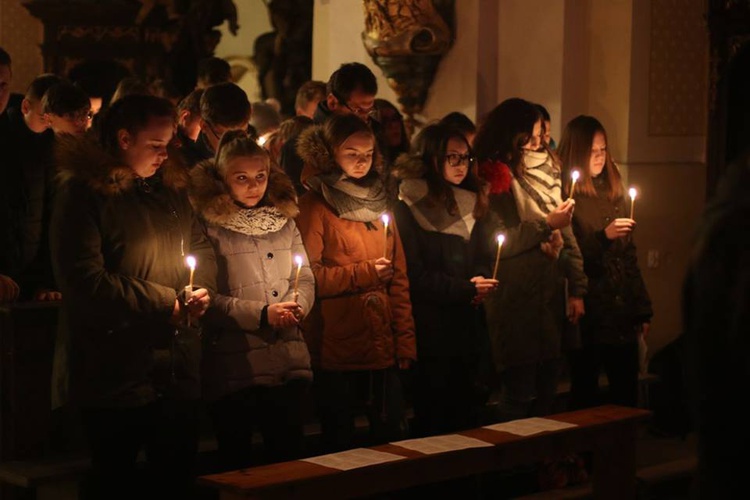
333 90 375 118
446 153 474 167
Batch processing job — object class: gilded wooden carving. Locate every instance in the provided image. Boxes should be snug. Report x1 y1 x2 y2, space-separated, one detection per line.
362 0 455 129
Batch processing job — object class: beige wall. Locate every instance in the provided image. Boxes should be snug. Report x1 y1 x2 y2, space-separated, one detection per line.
214 0 273 102
0 0 44 94
497 0 565 140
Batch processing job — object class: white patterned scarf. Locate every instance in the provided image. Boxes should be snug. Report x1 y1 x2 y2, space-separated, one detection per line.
511 150 563 221
218 205 288 236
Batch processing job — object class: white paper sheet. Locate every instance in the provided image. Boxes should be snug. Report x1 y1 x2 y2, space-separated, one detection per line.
301 448 406 471
391 434 494 454
483 417 578 436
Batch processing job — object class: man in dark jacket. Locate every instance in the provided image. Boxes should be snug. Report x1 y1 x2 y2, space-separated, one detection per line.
280 62 384 196
0 74 64 302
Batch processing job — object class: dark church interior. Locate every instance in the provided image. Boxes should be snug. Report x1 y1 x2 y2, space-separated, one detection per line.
1 0 749 499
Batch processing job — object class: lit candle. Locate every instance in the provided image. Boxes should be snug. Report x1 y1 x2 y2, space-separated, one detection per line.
292 255 303 302
629 187 637 220
381 213 390 259
569 170 580 199
185 255 196 296
492 234 505 280
185 255 196 327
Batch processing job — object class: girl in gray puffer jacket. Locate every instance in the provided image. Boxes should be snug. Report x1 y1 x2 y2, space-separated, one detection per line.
190 130 315 469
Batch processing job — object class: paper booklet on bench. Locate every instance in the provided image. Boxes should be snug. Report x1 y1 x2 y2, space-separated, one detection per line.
484 417 578 436
301 448 406 471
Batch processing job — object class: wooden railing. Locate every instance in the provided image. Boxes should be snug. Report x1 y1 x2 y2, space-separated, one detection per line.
198 405 651 500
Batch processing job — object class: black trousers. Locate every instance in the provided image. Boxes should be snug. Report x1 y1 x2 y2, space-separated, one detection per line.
567 341 639 410
412 355 482 437
80 398 201 500
207 380 309 471
313 367 406 453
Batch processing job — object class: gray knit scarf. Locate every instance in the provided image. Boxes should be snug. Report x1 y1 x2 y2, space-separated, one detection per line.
306 170 388 222
398 178 476 241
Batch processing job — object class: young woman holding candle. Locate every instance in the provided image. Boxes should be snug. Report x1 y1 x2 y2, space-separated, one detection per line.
391 123 496 437
50 94 217 500
557 115 652 409
295 113 416 453
189 130 315 469
472 97 588 422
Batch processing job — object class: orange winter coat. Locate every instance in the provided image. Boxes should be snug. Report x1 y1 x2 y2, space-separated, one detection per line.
295 126 416 371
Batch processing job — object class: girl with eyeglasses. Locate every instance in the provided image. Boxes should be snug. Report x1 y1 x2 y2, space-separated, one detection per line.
189 130 315 469
557 115 652 410
391 123 496 438
295 113 416 453
472 98 588 423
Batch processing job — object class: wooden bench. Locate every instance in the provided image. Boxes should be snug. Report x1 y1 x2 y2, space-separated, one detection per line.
198 405 651 500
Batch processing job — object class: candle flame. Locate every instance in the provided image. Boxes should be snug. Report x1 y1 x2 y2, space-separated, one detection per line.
381 214 390 226
629 187 637 199
571 170 580 181
185 255 196 270
497 234 505 245
294 255 303 266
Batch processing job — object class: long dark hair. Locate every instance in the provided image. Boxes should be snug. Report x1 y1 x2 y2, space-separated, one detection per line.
557 115 623 200
473 98 542 177
412 123 488 219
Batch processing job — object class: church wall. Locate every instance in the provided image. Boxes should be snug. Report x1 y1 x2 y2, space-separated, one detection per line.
0 0 44 94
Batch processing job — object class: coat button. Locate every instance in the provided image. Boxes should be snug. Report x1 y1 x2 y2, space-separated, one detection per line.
272 290 279 297
605 216 611 222
267 252 274 259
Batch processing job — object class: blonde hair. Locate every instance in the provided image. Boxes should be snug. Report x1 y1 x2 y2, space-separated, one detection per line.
214 129 271 178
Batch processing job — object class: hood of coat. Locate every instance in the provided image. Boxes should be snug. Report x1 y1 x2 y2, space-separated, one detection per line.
390 152 428 180
189 159 299 226
296 124 383 187
55 134 189 196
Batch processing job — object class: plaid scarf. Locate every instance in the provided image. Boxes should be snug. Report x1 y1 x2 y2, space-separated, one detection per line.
306 170 388 222
511 150 563 221
398 178 476 241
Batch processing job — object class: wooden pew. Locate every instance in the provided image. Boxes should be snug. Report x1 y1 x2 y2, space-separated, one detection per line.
198 405 651 500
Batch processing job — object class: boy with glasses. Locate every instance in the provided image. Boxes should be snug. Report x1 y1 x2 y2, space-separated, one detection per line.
42 81 92 137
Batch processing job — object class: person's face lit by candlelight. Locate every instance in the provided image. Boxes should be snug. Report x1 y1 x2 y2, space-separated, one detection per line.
225 155 269 208
334 131 374 180
442 137 472 186
589 131 607 177
522 119 543 152
118 116 173 178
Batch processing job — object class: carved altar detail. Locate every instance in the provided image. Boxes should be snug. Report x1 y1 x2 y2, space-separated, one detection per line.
23 0 239 97
362 0 455 130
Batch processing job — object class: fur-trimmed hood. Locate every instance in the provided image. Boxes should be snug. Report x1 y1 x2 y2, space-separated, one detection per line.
189 159 298 226
296 124 383 186
390 152 427 180
55 134 189 196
